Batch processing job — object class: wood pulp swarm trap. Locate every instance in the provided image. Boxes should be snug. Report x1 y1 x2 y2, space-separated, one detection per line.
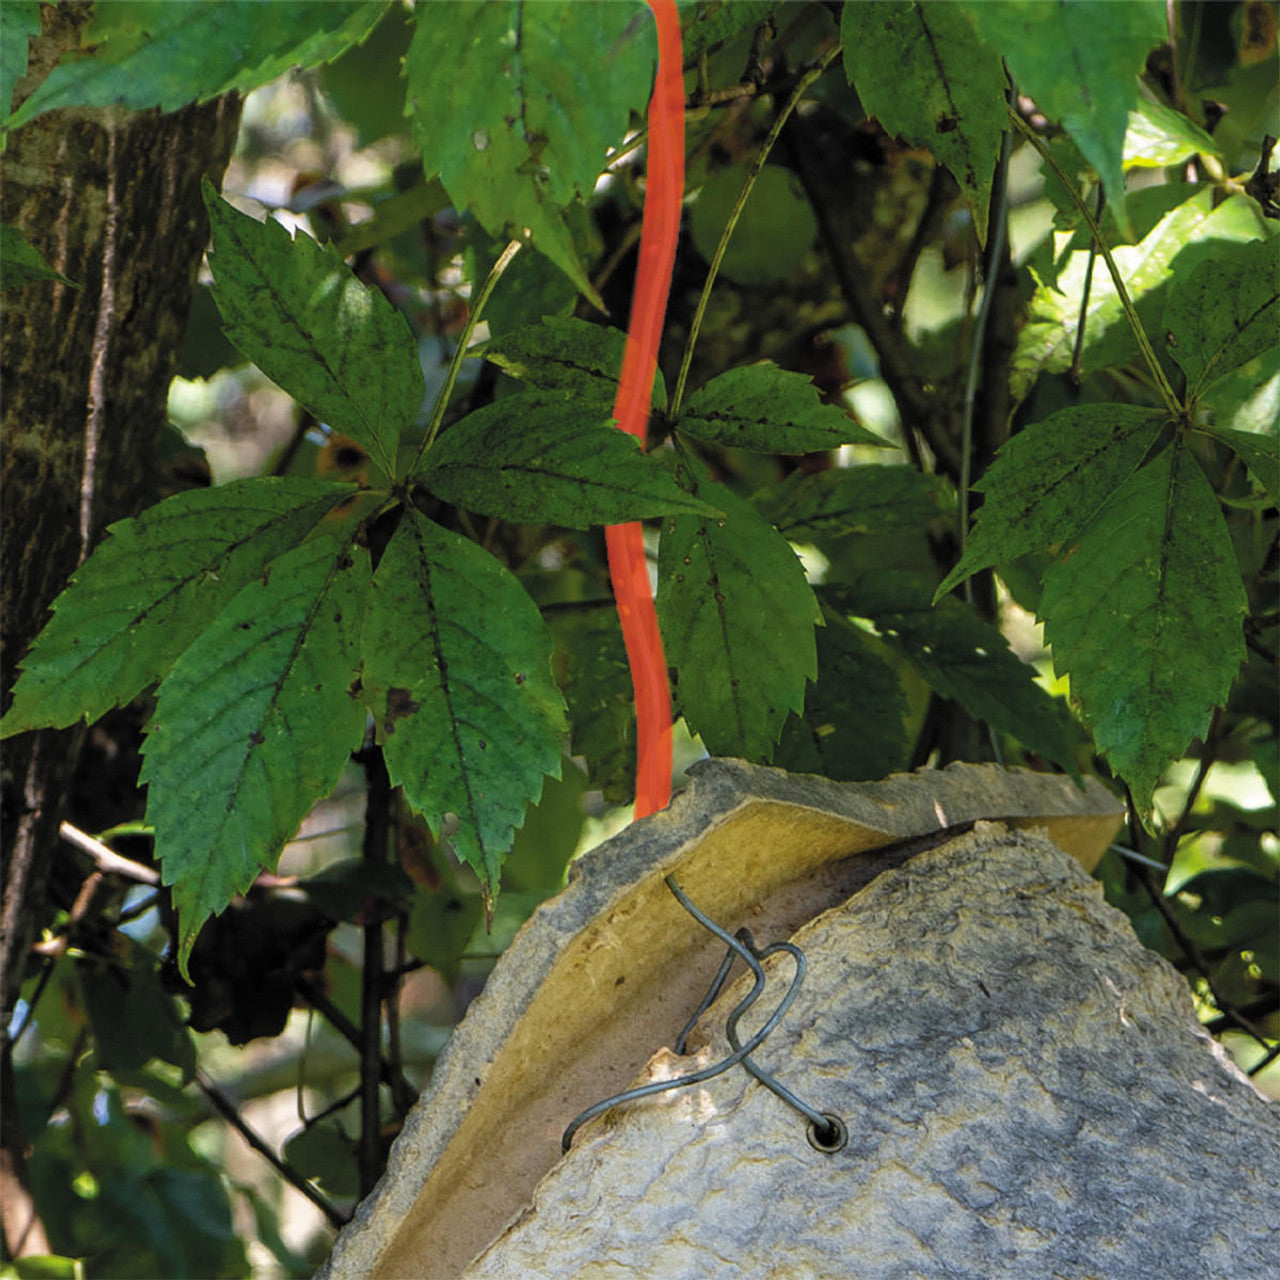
319 761 1280 1279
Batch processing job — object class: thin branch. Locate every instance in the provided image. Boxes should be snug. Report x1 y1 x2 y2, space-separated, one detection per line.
293 975 416 1100
1069 183 1106 384
357 746 392 1199
411 237 523 471
59 821 159 884
1134 867 1276 1055
785 105 957 476
1007 108 1182 417
195 1071 348 1229
671 43 844 417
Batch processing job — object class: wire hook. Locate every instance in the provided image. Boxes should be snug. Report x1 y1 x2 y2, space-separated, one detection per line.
561 875 846 1154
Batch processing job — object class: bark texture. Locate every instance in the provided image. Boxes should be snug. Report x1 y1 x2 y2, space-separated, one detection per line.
464 823 1279 1279
0 4 241 1256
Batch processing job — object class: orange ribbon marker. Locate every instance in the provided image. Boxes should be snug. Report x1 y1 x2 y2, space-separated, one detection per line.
606 0 684 818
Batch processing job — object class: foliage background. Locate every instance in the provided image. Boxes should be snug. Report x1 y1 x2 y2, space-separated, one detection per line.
1 1 1276 1275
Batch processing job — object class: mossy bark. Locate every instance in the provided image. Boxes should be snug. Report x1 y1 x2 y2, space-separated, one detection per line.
0 4 241 1255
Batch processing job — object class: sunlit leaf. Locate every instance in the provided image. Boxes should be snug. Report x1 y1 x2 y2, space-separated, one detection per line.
204 185 421 474
843 1 1005 243
5 0 385 130
960 0 1164 233
1040 444 1247 816
1012 191 1260 399
143 535 371 972
1 479 351 735
362 508 566 892
1163 238 1280 399
405 0 653 298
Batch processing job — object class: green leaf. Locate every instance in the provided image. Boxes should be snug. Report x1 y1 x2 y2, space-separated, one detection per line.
842 574 1080 770
0 2 39 118
1040 443 1247 816
1 1258 86 1280
756 465 950 542
675 362 886 452
1198 425 1280 506
657 458 820 759
689 165 817 286
938 405 1166 598
842 1 1005 243
1012 190 1260 398
1 223 77 289
774 611 910 783
1164 238 1280 400
78 943 194 1078
362 509 566 893
283 1124 360 1199
1124 96 1222 169
549 607 636 802
681 0 776 59
481 316 664 410
1 479 350 736
204 185 421 475
5 1 386 131
142 534 371 972
420 391 719 527
406 880 483 983
405 0 654 299
960 0 1164 233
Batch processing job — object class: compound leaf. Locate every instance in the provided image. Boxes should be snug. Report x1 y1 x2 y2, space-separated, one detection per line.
204 184 421 475
1 479 351 735
843 1 1005 243
481 316 664 409
1 222 78 289
774 611 911 783
938 405 1166 598
657 457 820 759
6 0 385 130
1164 238 1280 400
362 509 566 893
844 574 1079 771
405 0 653 299
1013 191 1259 398
961 0 1164 233
1040 443 1247 817
142 534 371 973
757 465 950 543
1199 425 1280 506
676 363 885 453
420 391 718 527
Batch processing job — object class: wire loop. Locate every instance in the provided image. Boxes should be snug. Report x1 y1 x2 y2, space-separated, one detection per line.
561 875 845 1154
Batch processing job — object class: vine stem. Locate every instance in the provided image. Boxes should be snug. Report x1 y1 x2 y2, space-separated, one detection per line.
671 42 843 417
1005 108 1183 418
409 236 523 473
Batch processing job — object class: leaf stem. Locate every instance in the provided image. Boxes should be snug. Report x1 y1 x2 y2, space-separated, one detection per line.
1006 109 1182 417
671 43 842 418
411 237 523 472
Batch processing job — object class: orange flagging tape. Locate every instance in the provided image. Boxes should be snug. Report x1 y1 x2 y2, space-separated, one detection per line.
606 0 684 818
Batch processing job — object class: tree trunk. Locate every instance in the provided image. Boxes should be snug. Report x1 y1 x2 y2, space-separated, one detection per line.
0 3 241 1256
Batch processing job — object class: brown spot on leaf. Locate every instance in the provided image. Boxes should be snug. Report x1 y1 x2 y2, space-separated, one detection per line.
383 686 420 733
